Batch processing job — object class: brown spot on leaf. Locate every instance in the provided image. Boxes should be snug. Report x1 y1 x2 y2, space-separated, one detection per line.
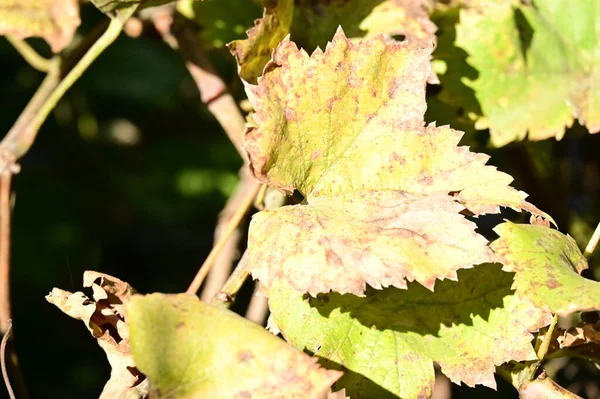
238 350 254 363
547 279 562 289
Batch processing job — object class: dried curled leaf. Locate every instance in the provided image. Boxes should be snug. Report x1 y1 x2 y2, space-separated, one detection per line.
519 373 584 399
546 318 600 365
455 0 600 146
0 0 80 53
492 222 600 316
228 0 294 84
127 293 341 398
245 29 549 296
46 271 148 399
269 264 550 398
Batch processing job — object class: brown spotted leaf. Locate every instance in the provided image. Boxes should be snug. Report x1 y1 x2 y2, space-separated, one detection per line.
552 320 600 365
245 29 549 296
228 0 294 84
0 0 80 52
269 265 550 398
127 293 341 398
492 222 600 316
455 0 600 146
360 0 437 47
46 271 148 399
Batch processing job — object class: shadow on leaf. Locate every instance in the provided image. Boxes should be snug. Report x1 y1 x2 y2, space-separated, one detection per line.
427 7 482 140
309 263 515 336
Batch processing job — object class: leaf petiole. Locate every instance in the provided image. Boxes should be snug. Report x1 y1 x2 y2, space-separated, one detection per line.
584 221 600 259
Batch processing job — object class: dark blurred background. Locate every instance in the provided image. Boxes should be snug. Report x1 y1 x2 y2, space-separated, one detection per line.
1 3 599 399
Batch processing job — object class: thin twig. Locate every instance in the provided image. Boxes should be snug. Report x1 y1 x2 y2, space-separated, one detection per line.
150 7 256 299
5 36 52 72
200 168 254 302
584 221 600 259
27 19 126 144
0 16 131 399
210 251 252 307
1 320 15 399
0 17 127 172
536 314 559 361
523 313 560 383
0 170 13 334
245 285 268 325
151 8 248 161
186 181 261 295
0 62 61 169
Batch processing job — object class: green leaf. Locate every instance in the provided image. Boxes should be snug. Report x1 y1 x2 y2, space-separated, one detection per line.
455 0 600 146
127 293 341 398
359 0 437 46
228 0 294 84
245 29 549 296
0 0 80 52
426 7 480 135
492 222 600 316
269 264 549 398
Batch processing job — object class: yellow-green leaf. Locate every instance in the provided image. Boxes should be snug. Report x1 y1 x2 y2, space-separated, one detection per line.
360 0 437 47
269 265 550 398
456 0 600 146
492 222 600 316
127 293 341 398
229 0 294 84
245 29 549 296
0 0 80 53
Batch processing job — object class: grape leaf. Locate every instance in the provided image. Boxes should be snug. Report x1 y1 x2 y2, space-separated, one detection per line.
245 29 549 296
0 0 80 53
550 320 600 364
492 222 600 316
455 0 600 146
269 264 550 398
359 0 437 47
127 293 341 398
228 0 294 84
425 7 480 135
46 272 148 399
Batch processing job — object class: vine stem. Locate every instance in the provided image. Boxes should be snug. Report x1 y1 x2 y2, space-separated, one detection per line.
1 320 15 399
536 313 559 361
5 36 52 72
186 181 261 295
1 17 127 171
0 14 131 399
583 221 600 259
27 18 125 142
0 170 13 333
210 251 251 307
